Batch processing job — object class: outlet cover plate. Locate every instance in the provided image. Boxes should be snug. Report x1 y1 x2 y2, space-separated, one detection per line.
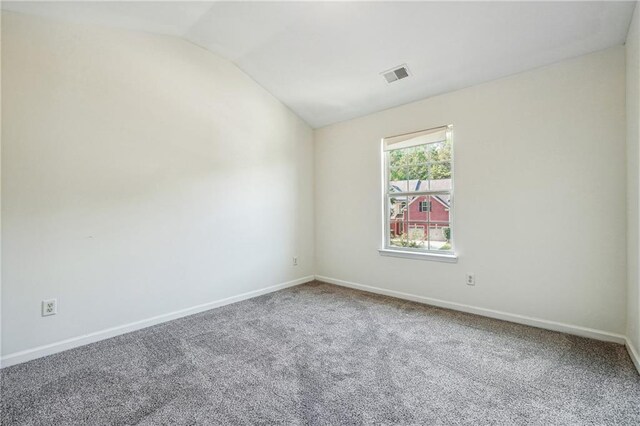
466 274 475 286
42 299 57 316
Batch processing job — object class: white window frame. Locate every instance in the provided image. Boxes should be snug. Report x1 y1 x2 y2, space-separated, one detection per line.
378 125 457 262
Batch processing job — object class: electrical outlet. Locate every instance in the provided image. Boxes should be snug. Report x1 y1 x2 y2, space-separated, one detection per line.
42 299 57 316
293 257 298 266
466 273 475 286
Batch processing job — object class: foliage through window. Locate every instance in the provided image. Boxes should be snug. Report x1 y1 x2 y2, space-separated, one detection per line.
383 126 453 253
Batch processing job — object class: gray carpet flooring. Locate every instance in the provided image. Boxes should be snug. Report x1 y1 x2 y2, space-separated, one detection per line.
1 281 639 425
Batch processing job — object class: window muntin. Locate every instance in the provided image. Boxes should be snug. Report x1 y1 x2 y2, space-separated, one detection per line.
383 126 453 254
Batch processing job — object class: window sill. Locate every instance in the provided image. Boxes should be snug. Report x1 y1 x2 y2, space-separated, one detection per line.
378 248 458 263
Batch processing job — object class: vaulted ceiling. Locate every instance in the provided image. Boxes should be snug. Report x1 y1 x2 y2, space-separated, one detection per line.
3 1 636 128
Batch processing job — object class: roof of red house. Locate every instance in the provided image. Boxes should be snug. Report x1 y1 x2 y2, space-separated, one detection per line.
389 179 451 207
389 179 451 193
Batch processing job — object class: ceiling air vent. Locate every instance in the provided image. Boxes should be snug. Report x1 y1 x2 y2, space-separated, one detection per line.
381 64 410 83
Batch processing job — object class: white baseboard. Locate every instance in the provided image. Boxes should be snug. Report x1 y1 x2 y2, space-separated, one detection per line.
626 338 640 374
1 275 314 368
315 275 627 345
5 274 638 376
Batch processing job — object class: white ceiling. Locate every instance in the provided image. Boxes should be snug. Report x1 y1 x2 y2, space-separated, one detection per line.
3 1 637 128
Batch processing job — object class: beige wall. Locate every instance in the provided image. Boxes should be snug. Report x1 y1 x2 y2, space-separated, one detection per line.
1 12 314 358
315 47 627 336
627 4 640 359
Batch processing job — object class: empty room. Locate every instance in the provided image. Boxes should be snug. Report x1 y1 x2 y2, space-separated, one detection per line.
1 1 640 424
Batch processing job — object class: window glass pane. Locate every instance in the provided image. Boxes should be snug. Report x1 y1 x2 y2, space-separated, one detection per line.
428 222 452 251
426 140 452 191
388 146 429 192
427 194 451 223
426 162 451 191
428 162 452 180
405 146 428 183
407 222 428 249
408 195 429 222
388 168 404 193
388 148 406 172
388 196 407 247
426 141 452 163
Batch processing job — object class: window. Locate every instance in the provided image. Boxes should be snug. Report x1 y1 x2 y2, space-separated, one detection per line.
381 125 454 259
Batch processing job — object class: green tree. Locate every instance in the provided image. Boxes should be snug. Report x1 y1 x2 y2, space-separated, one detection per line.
389 141 451 181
